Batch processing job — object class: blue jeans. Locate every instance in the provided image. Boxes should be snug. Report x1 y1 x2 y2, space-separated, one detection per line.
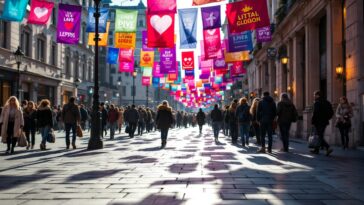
239 124 250 145
65 123 77 146
39 126 50 144
109 122 117 139
260 122 273 150
161 128 169 141
212 122 221 139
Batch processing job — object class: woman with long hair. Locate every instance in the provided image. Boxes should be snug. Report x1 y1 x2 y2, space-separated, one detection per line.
156 101 174 149
250 98 261 145
335 96 353 149
236 97 251 147
228 101 238 144
0 96 24 154
36 99 53 150
117 107 124 134
23 101 37 150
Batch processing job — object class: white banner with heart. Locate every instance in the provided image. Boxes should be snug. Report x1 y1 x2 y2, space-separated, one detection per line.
150 15 172 35
34 7 49 19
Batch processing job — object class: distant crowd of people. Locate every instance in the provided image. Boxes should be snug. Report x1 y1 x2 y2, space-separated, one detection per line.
0 89 353 155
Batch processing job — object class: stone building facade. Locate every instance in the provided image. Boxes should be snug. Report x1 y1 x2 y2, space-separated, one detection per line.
247 0 364 147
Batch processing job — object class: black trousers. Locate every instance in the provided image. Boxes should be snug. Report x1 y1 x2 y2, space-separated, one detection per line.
6 121 17 151
338 123 350 148
129 123 137 138
314 125 330 151
279 123 291 151
25 127 36 146
230 123 238 143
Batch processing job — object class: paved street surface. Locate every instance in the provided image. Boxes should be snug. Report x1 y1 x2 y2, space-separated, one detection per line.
0 127 364 205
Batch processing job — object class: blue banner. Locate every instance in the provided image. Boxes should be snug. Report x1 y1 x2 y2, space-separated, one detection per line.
152 77 160 88
86 7 109 33
178 8 198 49
1 0 28 22
228 31 253 52
107 47 119 64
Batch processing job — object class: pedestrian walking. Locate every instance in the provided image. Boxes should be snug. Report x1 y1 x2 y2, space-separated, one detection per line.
210 104 223 143
250 98 261 145
62 97 81 149
236 97 252 147
138 107 147 136
256 92 277 153
276 93 298 152
223 105 230 136
36 99 53 150
196 109 206 134
335 96 353 149
79 104 88 130
125 105 139 138
0 96 24 154
311 91 334 156
107 104 119 140
228 101 239 145
117 107 124 134
100 103 108 138
23 101 37 150
156 101 174 149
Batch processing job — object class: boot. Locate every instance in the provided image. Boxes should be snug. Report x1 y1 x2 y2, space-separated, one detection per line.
72 142 77 149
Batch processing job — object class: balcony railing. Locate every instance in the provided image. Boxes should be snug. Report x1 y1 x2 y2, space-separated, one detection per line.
275 0 298 26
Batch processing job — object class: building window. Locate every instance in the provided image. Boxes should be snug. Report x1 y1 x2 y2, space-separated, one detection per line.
0 19 8 49
51 8 57 25
88 63 92 81
36 38 45 62
125 72 129 77
21 28 31 57
319 15 327 99
51 43 57 66
65 48 71 78
122 86 126 97
74 52 79 78
138 20 144 27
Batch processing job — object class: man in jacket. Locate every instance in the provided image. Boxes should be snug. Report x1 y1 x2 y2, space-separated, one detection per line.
256 92 276 153
235 98 251 146
210 104 223 143
62 97 81 149
196 109 206 134
107 104 119 140
311 91 334 156
125 105 139 138
79 104 88 130
156 101 174 148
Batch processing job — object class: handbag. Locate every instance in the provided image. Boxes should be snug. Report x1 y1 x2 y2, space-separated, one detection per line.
46 129 56 143
125 125 130 133
17 131 28 147
308 128 320 149
76 125 83 138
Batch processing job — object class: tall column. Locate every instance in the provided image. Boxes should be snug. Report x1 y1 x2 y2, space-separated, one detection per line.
292 35 304 112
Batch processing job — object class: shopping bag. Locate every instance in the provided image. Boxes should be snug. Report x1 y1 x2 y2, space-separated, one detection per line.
125 125 130 134
47 129 56 143
17 131 28 147
308 128 320 149
76 125 83 138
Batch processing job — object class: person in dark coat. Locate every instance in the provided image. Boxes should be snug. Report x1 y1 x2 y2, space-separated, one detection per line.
37 99 53 150
256 92 277 153
23 101 37 150
156 101 174 148
223 105 230 136
276 93 298 152
236 97 251 146
311 91 334 156
62 97 81 149
100 102 108 138
210 104 223 143
125 104 139 138
196 109 206 134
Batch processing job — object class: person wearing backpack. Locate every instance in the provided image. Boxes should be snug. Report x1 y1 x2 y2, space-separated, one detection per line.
311 91 334 156
277 93 298 152
236 97 251 147
62 97 81 149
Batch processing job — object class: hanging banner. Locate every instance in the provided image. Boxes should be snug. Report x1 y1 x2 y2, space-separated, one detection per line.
114 33 136 49
28 0 54 25
160 47 177 74
1 0 28 22
201 6 221 30
213 58 226 70
119 61 134 73
142 30 154 51
256 26 272 43
107 47 119 65
115 9 138 33
57 4 82 45
229 61 246 77
152 62 164 78
226 0 270 33
152 77 160 87
193 0 224 6
185 70 195 80
140 50 155 67
181 51 195 70
178 8 198 49
203 28 222 59
147 12 175 48
143 68 153 77
228 31 253 52
86 7 108 32
142 76 152 86
118 48 134 63
225 51 250 62
147 0 177 14
88 22 110 46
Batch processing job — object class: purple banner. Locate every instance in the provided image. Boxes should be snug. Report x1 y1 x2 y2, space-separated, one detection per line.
160 47 177 74
256 26 272 43
57 4 82 44
142 30 154 51
201 5 221 30
213 58 226 69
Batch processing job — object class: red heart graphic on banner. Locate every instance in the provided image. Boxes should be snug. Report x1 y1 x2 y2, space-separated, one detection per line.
64 22 74 31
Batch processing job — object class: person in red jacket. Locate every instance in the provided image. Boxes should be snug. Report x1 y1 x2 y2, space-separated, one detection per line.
108 104 119 140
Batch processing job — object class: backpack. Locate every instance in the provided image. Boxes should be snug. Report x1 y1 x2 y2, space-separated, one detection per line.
238 105 251 122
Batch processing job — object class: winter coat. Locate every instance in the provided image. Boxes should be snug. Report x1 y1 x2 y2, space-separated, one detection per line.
62 103 81 124
0 105 24 141
257 96 277 124
125 108 139 124
196 111 206 125
108 109 119 123
101 109 108 126
312 97 334 127
23 109 37 131
211 108 223 122
80 107 88 122
228 108 238 125
277 100 298 125
117 111 123 126
36 107 53 128
156 105 174 129
335 102 353 125
235 104 251 124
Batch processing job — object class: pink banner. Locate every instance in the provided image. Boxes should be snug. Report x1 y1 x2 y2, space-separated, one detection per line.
202 28 222 60
28 0 54 25
152 62 164 78
147 0 177 14
119 61 134 73
230 62 246 77
142 76 151 86
118 48 134 63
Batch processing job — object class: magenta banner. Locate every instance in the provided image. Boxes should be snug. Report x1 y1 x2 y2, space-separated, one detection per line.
153 62 164 78
57 4 82 44
256 26 272 43
142 30 154 51
160 47 177 74
203 28 221 59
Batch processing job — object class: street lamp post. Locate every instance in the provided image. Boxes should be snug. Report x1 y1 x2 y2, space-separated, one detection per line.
132 70 137 105
13 47 24 100
88 0 103 150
